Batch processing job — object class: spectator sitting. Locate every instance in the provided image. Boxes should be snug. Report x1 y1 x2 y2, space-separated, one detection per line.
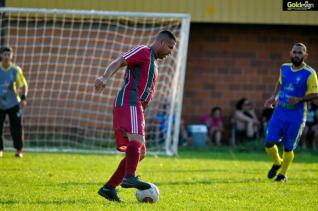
156 105 169 145
200 106 224 146
301 101 318 150
233 98 260 140
156 106 188 147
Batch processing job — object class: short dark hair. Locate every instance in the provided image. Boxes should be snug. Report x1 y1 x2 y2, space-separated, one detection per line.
211 106 222 115
157 30 176 42
1 46 13 54
293 42 307 52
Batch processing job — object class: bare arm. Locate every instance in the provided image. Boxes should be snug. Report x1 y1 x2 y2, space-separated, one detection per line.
301 94 318 102
288 93 318 105
271 81 281 99
101 56 127 80
19 84 28 97
264 81 281 108
235 110 255 123
95 56 127 91
18 85 28 109
15 67 28 109
249 110 260 124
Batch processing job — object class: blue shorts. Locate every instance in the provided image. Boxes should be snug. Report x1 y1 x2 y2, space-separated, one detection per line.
264 107 306 151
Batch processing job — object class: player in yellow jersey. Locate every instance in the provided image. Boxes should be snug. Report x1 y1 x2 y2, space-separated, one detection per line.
0 47 28 158
264 43 318 182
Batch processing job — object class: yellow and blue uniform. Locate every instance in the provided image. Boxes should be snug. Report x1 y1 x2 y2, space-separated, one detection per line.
0 64 27 110
265 63 318 151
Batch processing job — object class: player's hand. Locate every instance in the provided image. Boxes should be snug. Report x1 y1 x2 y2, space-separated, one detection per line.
288 96 301 105
264 96 277 108
20 100 27 110
95 76 107 92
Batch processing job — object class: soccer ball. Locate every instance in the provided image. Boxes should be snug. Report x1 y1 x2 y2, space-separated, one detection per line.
135 183 160 203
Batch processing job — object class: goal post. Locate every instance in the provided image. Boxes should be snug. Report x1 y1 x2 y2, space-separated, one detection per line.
0 7 190 155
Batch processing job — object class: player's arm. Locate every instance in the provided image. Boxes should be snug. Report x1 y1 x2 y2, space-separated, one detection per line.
264 71 281 108
289 71 318 104
15 67 28 108
298 94 318 103
95 56 127 91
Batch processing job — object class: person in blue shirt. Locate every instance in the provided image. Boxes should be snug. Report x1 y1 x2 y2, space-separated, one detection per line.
0 47 28 158
264 43 318 182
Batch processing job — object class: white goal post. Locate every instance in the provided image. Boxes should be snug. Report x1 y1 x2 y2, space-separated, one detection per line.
0 7 190 155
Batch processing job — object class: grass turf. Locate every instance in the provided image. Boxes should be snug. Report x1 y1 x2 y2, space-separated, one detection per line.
0 149 317 210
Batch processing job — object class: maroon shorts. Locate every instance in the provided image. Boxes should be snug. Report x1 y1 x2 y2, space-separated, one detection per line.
113 104 145 152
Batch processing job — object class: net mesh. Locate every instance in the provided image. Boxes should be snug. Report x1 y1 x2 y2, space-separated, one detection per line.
0 8 189 154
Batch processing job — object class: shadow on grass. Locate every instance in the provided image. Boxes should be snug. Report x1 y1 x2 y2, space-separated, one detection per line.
155 178 264 186
156 177 318 186
56 182 101 187
176 147 318 163
27 199 93 205
151 168 266 174
0 200 19 205
0 199 94 206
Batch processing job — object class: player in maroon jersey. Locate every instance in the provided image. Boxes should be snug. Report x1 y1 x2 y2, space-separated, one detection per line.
95 30 176 202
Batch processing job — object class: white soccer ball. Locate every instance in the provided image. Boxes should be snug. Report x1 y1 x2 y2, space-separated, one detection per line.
135 183 160 203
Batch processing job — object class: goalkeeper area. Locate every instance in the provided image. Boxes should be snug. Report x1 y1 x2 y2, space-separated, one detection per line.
1 149 317 210
0 8 190 155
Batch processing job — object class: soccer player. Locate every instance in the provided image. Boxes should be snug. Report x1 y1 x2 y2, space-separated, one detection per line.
264 43 318 182
95 30 176 202
0 47 28 158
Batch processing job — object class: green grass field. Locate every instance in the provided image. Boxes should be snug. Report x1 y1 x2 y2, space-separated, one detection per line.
1 149 317 210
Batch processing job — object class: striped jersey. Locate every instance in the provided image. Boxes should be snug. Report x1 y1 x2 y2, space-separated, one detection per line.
0 63 27 110
115 45 158 108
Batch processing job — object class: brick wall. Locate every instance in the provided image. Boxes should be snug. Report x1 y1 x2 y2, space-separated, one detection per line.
182 23 318 124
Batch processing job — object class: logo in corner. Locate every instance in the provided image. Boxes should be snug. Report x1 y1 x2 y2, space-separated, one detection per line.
283 0 317 11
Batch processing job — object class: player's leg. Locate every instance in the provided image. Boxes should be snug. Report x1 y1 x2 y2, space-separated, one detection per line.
0 109 6 157
98 129 128 202
98 105 132 202
140 143 146 161
276 120 305 182
125 133 144 176
264 117 284 179
105 129 129 188
105 139 146 189
7 105 23 157
121 132 150 190
100 141 147 200
110 129 147 180
121 105 150 190
275 148 294 182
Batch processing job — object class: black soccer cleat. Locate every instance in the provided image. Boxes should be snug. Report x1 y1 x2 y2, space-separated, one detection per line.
121 176 151 190
98 186 122 202
267 164 281 179
275 174 287 182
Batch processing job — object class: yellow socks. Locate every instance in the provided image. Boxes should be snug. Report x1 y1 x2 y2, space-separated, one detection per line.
265 145 282 165
279 151 294 176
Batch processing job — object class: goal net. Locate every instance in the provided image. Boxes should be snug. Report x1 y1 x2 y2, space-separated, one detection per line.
0 8 190 155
